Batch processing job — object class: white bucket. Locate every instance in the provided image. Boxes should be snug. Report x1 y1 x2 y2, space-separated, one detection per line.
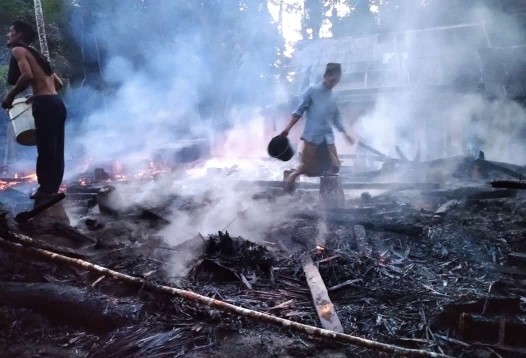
8 98 36 146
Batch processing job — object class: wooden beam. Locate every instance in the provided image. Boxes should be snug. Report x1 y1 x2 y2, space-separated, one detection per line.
491 180 526 190
301 255 344 333
237 180 439 190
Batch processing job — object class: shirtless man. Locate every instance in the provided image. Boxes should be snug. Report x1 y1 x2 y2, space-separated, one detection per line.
2 20 66 199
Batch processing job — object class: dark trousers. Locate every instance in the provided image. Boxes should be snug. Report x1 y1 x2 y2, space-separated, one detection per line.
32 95 67 194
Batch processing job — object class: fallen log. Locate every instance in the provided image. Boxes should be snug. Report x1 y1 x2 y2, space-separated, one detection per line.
0 234 452 358
0 281 142 332
301 255 344 333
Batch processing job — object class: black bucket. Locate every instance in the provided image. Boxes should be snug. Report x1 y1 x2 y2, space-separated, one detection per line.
267 135 294 161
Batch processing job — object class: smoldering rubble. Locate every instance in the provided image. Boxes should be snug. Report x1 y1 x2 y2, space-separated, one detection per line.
0 149 526 358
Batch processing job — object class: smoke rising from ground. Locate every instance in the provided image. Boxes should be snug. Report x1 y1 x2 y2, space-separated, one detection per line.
354 4 526 164
60 2 526 274
290 3 526 165
66 1 282 166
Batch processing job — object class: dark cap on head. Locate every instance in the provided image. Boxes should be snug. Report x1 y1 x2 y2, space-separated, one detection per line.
324 63 342 76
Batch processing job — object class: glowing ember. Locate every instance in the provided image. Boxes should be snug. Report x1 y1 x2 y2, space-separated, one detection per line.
316 245 325 251
0 172 38 191
21 173 37 181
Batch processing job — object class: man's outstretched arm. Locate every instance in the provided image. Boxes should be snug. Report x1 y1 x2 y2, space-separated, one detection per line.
281 114 301 136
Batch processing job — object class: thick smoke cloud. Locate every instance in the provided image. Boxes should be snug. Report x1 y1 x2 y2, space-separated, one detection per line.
292 2 526 164
66 1 283 167
358 3 526 164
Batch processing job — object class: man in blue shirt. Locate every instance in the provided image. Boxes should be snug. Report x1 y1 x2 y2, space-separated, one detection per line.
281 63 355 191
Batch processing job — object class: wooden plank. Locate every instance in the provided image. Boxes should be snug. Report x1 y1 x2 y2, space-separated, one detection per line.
301 255 344 333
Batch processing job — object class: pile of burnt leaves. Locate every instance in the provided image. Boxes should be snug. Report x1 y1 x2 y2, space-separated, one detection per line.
205 231 275 271
90 319 213 358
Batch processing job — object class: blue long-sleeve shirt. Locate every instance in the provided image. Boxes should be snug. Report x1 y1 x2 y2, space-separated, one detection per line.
292 82 344 145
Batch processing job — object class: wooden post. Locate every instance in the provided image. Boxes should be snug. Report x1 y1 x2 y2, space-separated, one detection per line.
33 0 50 60
319 175 344 209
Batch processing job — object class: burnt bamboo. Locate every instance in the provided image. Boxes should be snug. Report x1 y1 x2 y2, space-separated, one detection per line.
0 233 452 358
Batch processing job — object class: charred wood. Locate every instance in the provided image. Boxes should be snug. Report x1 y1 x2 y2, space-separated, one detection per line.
459 313 526 345
53 222 98 246
137 207 171 226
356 141 394 160
292 211 424 236
491 180 526 190
477 159 526 180
190 258 241 283
240 180 439 191
433 297 521 329
66 185 105 194
0 234 453 358
423 187 516 201
327 278 362 292
0 281 142 332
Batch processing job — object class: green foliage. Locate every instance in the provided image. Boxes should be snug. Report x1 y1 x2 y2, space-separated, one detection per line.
0 64 8 90
0 0 34 26
42 0 67 24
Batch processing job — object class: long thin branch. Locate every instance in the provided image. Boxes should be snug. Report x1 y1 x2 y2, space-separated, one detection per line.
0 233 453 358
